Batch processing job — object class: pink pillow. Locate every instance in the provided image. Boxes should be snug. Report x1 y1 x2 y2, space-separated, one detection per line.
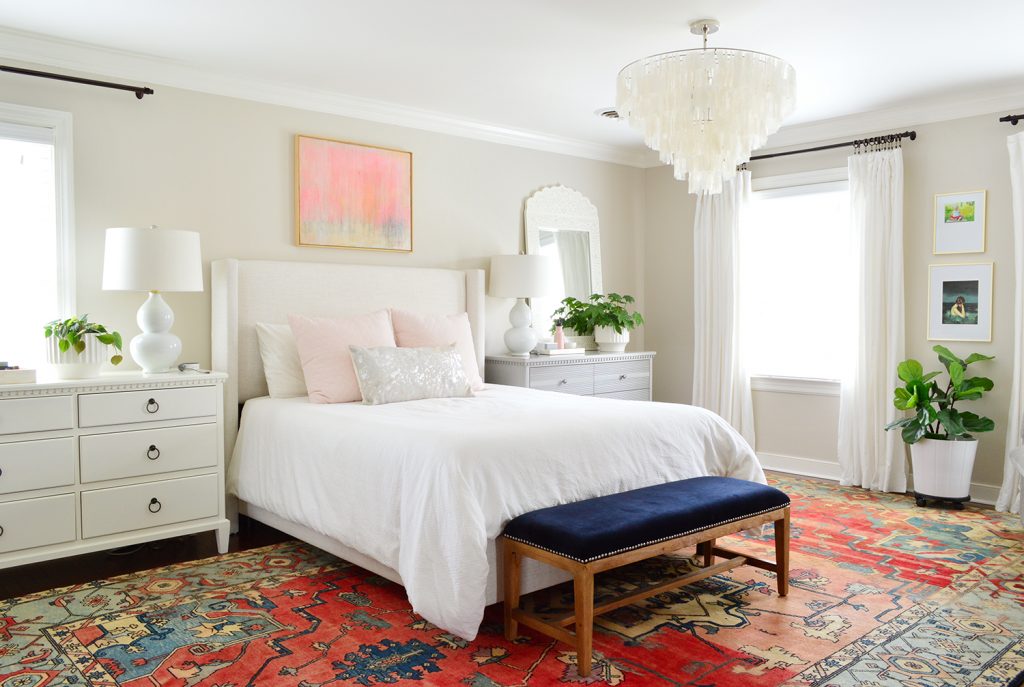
288 311 396 403
391 309 483 390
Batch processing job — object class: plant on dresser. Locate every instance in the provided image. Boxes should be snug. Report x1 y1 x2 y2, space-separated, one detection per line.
44 315 123 380
0 372 230 569
550 294 644 353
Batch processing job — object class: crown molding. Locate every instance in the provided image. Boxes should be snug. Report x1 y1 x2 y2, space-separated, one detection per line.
0 26 649 168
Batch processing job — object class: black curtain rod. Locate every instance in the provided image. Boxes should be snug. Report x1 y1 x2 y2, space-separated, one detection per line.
748 130 917 162
1000 114 1022 126
0 65 153 99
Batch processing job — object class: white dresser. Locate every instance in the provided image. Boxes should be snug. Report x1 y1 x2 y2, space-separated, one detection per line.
0 371 230 570
485 351 656 401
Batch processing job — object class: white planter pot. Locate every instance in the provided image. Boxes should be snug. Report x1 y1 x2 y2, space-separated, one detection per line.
46 335 111 380
565 333 597 351
594 326 629 353
910 437 977 504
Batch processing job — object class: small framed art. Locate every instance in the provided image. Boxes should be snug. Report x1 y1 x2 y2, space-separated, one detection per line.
933 190 986 254
927 263 993 342
295 134 413 252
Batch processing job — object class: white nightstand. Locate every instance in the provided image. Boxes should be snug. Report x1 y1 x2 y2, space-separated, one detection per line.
485 351 656 401
0 371 230 570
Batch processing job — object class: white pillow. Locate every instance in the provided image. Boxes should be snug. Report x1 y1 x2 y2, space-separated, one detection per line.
349 345 473 405
255 322 308 398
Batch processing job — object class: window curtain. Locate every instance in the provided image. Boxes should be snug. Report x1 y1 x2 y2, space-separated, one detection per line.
837 148 907 492
997 131 1024 515
555 231 592 300
692 170 755 447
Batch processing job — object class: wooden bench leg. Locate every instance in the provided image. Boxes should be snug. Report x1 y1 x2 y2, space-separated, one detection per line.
502 539 521 639
774 509 790 597
703 538 716 567
574 570 595 677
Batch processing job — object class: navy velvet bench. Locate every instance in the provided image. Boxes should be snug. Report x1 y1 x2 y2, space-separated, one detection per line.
501 476 791 677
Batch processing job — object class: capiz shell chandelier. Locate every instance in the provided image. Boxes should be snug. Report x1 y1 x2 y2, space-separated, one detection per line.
616 20 796 195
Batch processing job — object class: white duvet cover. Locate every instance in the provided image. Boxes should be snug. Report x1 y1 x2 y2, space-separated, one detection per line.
228 384 763 640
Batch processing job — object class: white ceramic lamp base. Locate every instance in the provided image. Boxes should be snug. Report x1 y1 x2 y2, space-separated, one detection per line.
503 298 538 357
131 291 182 374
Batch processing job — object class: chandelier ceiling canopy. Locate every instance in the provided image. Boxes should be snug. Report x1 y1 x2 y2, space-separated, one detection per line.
616 20 796 195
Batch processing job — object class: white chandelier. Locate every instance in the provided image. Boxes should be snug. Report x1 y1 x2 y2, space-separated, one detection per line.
616 20 796 195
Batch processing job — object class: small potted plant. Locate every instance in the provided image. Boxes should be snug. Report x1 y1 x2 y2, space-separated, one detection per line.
44 315 124 379
550 296 599 350
885 345 994 508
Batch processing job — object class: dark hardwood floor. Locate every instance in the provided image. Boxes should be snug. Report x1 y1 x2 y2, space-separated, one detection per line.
0 516 292 600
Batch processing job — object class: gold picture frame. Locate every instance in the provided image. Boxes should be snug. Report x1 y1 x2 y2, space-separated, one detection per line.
294 134 413 252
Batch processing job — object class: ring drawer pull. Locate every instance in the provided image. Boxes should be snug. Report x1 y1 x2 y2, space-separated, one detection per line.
558 379 568 386
0 525 4 536
619 374 628 380
148 497 162 513
0 467 3 477
146 398 160 414
147 445 161 460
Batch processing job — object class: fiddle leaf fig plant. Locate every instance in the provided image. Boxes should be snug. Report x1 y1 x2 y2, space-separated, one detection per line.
44 315 124 365
550 293 644 335
884 344 994 444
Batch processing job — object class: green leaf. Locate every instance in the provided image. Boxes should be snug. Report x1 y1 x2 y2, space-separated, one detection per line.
897 359 923 383
902 420 926 444
110 354 123 366
964 352 994 365
58 339 69 353
893 387 912 409
960 411 995 433
937 408 968 437
932 344 961 370
73 340 85 354
96 333 116 345
44 326 52 337
885 417 915 430
963 376 993 391
948 361 965 388
920 371 942 384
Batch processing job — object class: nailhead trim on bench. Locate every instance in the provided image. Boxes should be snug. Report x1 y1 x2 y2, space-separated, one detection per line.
502 501 790 564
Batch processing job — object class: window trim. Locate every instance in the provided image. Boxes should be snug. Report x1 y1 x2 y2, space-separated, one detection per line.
0 101 75 316
750 375 840 397
751 166 848 193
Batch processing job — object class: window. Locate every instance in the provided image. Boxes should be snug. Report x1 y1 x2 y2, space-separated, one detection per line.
739 171 853 381
0 104 74 369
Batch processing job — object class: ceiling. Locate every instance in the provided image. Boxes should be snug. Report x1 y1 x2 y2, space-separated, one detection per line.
1 0 1022 162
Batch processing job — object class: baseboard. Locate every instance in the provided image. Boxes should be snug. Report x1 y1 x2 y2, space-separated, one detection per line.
757 452 843 482
758 451 1002 505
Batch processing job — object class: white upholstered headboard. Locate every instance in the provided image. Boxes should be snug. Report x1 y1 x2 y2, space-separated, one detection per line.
211 258 486 454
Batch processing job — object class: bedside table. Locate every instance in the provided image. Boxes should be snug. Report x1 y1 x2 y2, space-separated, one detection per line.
485 351 656 401
0 371 230 570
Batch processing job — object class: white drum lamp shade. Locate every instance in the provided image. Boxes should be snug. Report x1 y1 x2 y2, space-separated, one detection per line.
489 254 557 356
102 227 203 374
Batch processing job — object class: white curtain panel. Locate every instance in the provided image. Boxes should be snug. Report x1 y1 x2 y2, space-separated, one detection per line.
838 148 907 492
997 132 1024 515
692 170 756 447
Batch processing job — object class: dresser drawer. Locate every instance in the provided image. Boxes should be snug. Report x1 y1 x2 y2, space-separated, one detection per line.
0 438 75 494
529 364 594 395
0 396 74 435
0 493 76 553
594 360 651 394
79 424 218 483
81 474 219 538
79 386 218 428
595 388 651 402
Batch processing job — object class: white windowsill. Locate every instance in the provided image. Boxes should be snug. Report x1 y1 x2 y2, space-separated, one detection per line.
750 375 841 397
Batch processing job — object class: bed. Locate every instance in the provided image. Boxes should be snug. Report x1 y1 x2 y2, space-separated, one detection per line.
212 258 764 640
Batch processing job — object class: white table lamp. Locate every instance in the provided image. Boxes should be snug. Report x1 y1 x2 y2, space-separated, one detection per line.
102 227 203 374
489 254 557 357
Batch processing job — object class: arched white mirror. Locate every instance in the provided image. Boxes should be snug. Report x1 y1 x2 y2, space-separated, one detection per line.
525 185 602 338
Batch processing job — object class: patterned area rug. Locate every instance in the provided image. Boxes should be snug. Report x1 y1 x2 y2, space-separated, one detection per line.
1 475 1021 686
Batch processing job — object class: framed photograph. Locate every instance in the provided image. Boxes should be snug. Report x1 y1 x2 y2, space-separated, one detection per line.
927 263 993 342
295 134 412 252
933 190 986 254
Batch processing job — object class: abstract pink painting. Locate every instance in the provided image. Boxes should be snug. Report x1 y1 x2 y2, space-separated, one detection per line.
295 135 412 251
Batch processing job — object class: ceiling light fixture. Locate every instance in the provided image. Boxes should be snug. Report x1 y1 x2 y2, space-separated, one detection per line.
616 19 796 195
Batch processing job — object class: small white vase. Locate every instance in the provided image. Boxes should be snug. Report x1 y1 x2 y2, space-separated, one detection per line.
594 326 630 352
46 335 110 380
565 331 597 351
910 437 977 503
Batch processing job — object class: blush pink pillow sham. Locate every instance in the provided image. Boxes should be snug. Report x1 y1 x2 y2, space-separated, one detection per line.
390 309 484 390
288 310 397 403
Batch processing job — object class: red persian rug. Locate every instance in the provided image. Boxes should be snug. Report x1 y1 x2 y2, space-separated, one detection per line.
1 474 1021 686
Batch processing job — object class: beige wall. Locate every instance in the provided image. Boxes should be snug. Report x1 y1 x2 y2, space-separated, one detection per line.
1 67 645 367
644 112 1015 495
